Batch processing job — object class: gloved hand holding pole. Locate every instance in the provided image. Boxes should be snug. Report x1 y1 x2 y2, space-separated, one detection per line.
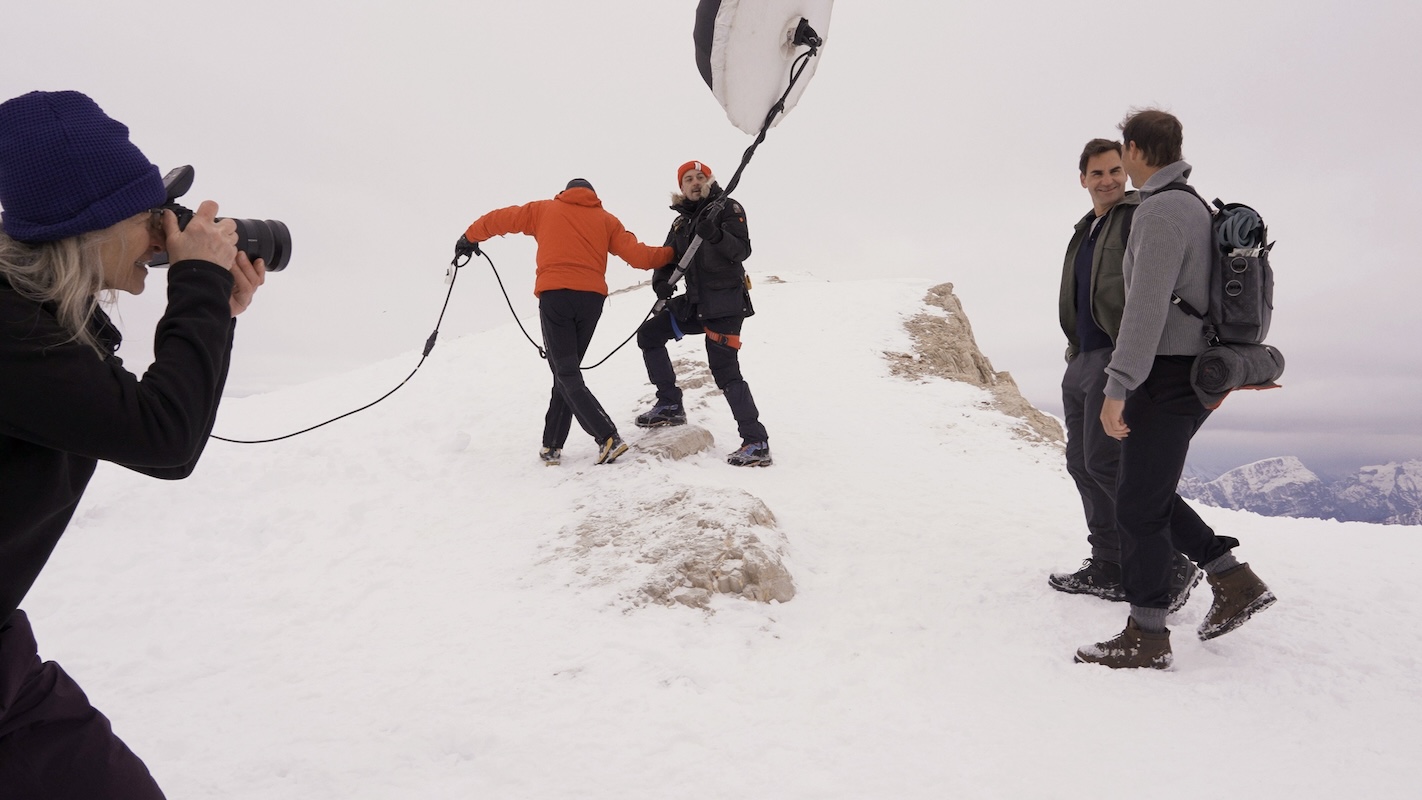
652 233 706 314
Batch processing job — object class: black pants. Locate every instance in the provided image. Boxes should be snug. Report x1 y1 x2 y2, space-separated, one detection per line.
637 309 768 444
539 289 617 448
0 610 165 799
1062 347 1122 563
1117 356 1239 608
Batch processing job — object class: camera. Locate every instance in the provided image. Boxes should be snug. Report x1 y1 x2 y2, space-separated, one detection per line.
151 165 292 272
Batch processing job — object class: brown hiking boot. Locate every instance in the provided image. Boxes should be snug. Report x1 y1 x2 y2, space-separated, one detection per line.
1197 562 1276 641
1074 618 1173 670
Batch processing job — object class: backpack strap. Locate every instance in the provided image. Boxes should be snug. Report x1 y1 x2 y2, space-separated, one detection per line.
1153 181 1214 321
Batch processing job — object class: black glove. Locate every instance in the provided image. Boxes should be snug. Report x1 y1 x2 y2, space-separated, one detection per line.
454 235 482 259
695 215 722 243
653 279 675 300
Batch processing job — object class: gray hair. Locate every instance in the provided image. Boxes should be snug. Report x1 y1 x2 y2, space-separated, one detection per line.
0 229 110 355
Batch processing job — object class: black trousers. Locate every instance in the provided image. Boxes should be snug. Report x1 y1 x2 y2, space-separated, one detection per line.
637 309 768 444
0 610 166 799
1117 356 1239 608
539 289 617 448
1062 347 1123 563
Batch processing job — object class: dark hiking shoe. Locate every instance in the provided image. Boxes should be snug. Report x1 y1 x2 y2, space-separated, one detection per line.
596 435 629 465
635 403 687 428
539 447 562 466
1197 562 1276 641
727 440 772 467
1075 617 1173 670
1048 558 1126 602
1166 553 1203 614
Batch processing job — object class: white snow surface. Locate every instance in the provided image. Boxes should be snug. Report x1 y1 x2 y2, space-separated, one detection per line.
25 275 1422 798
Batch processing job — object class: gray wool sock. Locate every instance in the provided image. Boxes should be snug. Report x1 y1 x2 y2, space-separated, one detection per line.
1203 553 1241 576
1130 606 1169 633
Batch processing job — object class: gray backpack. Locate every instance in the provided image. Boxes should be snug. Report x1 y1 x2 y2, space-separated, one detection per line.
1159 182 1274 345
1159 182 1285 407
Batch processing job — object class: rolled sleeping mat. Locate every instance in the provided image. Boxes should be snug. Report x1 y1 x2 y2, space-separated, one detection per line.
694 0 834 134
1190 344 1286 409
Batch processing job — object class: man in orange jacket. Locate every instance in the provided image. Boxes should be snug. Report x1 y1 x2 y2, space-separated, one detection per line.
456 179 672 465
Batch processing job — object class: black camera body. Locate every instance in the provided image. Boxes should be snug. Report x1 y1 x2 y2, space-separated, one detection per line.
153 165 291 271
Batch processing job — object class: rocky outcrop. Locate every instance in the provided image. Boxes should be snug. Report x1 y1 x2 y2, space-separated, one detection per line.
555 483 795 610
886 282 1064 445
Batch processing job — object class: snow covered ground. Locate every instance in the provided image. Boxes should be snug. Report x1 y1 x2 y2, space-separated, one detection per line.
25 275 1422 798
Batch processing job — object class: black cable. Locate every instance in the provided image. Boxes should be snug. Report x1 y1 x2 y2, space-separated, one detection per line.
211 254 470 444
216 30 825 444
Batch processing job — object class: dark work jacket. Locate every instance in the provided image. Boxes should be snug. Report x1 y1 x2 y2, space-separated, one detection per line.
0 261 236 626
1059 191 1139 360
654 184 754 321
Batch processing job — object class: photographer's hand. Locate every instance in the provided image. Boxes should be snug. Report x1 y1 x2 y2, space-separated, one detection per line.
162 199 238 268
228 251 267 317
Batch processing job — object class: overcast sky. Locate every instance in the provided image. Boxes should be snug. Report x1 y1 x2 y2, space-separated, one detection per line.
5 1 1419 478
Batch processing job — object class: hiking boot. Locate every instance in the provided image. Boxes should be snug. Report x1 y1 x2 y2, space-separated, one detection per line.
1075 617 1173 670
727 440 772 467
539 447 562 466
596 434 629 465
1048 558 1126 602
1197 563 1276 641
1166 553 1203 614
635 403 687 428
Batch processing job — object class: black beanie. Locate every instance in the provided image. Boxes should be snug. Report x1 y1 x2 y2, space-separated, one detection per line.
0 91 165 243
565 178 594 192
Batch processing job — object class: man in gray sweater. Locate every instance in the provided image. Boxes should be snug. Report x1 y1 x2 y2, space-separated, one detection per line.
1049 139 1199 608
1075 109 1276 670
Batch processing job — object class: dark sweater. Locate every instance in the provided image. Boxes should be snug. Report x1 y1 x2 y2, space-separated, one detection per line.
0 261 235 625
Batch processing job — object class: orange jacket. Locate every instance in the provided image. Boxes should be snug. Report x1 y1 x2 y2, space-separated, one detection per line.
464 187 673 297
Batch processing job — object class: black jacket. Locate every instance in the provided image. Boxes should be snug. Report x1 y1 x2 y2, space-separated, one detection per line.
0 261 235 626
654 184 754 321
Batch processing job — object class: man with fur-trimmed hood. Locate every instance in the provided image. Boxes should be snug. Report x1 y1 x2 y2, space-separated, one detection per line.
635 160 771 467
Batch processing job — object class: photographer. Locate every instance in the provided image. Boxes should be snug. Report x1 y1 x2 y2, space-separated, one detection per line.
0 90 264 796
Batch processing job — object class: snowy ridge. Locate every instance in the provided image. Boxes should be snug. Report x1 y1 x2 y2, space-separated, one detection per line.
1181 457 1422 525
26 275 1422 797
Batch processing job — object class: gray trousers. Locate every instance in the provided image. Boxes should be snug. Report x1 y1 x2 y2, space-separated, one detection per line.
1061 347 1122 562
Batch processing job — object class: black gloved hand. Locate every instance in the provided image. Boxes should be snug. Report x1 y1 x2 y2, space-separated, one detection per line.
695 215 722 243
653 280 675 300
454 235 482 259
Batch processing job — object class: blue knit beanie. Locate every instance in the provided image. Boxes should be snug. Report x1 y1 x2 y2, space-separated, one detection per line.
0 90 165 243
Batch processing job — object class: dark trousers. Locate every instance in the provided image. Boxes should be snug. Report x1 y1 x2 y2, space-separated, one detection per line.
539 289 617 448
0 610 165 799
1062 347 1122 562
1117 356 1239 608
637 309 768 444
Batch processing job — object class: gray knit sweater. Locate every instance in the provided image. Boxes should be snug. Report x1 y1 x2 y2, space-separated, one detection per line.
1104 161 1213 399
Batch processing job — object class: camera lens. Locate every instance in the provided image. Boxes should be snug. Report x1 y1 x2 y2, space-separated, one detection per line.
231 218 292 272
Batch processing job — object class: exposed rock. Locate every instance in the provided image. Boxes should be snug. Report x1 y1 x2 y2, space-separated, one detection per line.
637 424 715 461
554 483 794 610
886 282 1064 445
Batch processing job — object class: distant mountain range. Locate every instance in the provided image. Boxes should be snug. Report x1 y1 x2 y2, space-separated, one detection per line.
1178 457 1422 526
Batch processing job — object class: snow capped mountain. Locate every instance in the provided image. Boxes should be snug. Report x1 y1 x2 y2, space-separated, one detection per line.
1179 456 1335 519
1180 458 1422 525
1334 460 1422 525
